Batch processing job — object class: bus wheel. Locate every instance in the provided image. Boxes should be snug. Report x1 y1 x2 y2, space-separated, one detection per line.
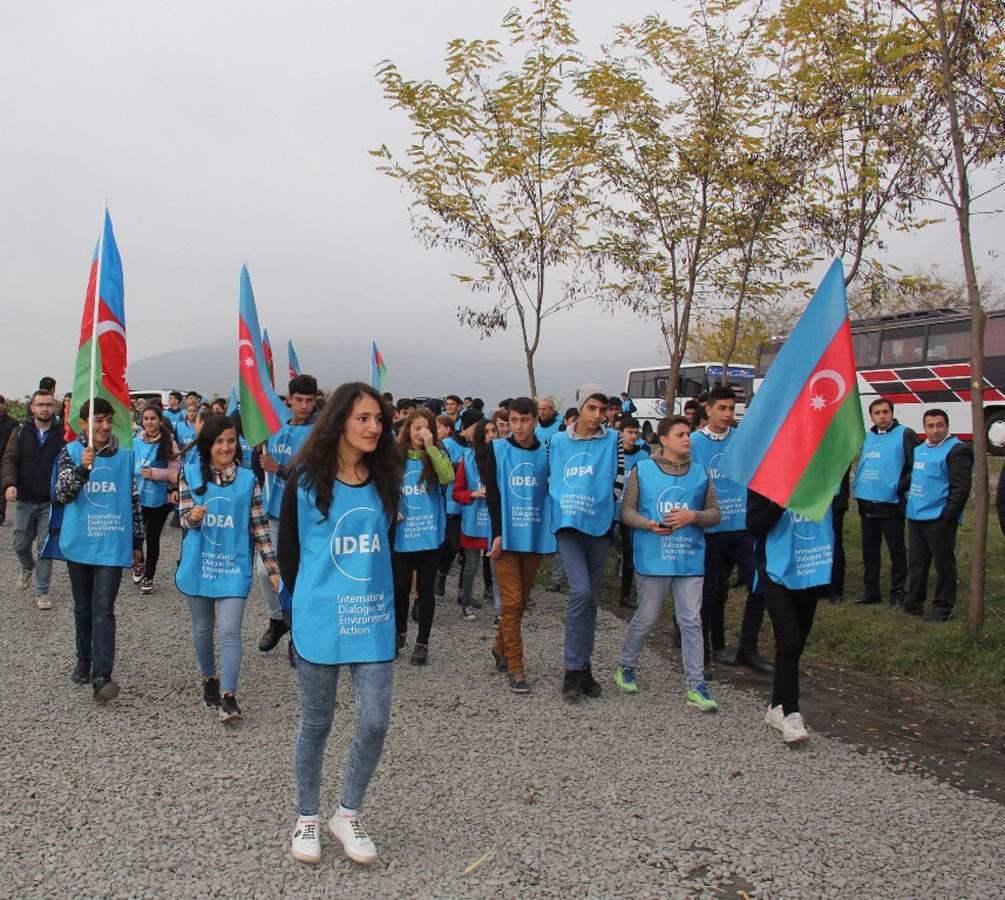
987 410 1005 457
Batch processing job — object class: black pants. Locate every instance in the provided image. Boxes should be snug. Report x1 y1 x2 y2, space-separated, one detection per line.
393 549 439 644
762 574 819 716
701 530 763 653
141 505 171 580
618 523 634 596
860 515 907 604
436 515 464 580
828 507 846 597
906 518 958 615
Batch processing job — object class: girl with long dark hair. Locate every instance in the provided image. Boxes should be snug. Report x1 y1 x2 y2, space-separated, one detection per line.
278 382 403 867
133 405 180 594
175 414 278 722
392 407 454 665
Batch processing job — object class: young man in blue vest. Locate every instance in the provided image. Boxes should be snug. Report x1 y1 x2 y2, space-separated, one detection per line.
2 390 65 609
548 384 624 703
690 387 773 674
256 374 317 653
615 416 649 608
904 408 973 622
55 398 144 701
853 398 916 607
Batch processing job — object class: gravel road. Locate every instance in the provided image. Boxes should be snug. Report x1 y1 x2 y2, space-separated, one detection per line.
1 524 1002 899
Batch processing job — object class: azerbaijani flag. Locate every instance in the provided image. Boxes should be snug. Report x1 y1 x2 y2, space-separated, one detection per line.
226 384 238 416
288 339 301 381
371 341 387 390
262 327 275 388
70 209 132 447
238 266 290 447
719 259 865 521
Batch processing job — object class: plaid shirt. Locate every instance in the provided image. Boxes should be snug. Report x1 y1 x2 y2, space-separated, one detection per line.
177 463 278 575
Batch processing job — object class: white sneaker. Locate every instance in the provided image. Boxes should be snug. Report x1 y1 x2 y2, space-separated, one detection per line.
782 712 810 744
18 569 32 591
764 704 784 732
328 810 378 864
36 595 52 611
291 817 321 864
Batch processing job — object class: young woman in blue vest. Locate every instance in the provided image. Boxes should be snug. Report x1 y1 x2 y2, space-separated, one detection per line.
453 417 503 622
393 407 454 665
548 384 625 704
746 489 835 744
176 414 279 722
55 397 144 702
277 382 402 867
132 405 180 595
615 416 720 709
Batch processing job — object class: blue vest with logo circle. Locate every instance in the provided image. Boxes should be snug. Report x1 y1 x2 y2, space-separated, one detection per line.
291 478 395 664
534 418 561 444
441 436 465 515
175 465 255 598
134 437 169 508
494 439 556 554
395 456 446 552
906 436 962 521
548 429 619 536
689 429 746 533
265 422 313 519
765 507 834 590
459 448 491 541
632 458 707 577
59 440 135 567
854 425 907 504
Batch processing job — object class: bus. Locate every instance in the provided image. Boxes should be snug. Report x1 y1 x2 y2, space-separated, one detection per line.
625 362 756 441
756 307 1005 453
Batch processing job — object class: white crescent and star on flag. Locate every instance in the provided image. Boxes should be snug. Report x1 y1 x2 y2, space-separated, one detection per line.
239 338 256 369
808 369 847 411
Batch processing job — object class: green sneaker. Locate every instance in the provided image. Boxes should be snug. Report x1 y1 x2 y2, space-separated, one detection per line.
615 665 638 694
686 682 718 712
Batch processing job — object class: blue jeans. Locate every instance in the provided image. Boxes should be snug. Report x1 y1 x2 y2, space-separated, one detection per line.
186 595 247 694
619 574 704 689
556 529 610 670
257 517 282 619
294 657 393 817
460 548 502 614
12 500 53 595
66 562 122 683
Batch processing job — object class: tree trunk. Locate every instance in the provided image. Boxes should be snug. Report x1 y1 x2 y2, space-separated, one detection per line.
524 344 538 400
933 0 986 633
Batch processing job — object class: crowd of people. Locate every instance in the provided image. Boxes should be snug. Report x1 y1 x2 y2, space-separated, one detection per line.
0 370 990 867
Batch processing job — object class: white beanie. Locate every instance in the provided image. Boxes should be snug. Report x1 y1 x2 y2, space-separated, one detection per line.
576 383 608 413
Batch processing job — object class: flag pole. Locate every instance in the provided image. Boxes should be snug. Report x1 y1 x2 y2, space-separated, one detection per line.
87 202 107 456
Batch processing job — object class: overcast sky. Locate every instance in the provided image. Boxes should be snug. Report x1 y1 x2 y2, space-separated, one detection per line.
2 1 1001 408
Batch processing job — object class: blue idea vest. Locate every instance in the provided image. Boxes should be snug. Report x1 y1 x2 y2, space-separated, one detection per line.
292 478 395 664
175 465 256 599
441 436 466 515
907 437 962 521
765 507 834 590
494 439 556 554
395 457 446 552
133 437 168 508
459 448 491 541
632 458 707 577
854 425 906 504
690 430 745 533
615 446 648 520
548 429 619 536
265 422 313 519
238 435 254 469
534 419 560 444
175 420 196 447
59 441 135 567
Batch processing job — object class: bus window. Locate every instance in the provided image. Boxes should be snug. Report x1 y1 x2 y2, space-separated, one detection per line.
880 327 925 366
986 316 1005 356
654 375 669 397
852 331 880 367
678 366 705 397
628 372 645 396
756 343 779 377
926 322 970 362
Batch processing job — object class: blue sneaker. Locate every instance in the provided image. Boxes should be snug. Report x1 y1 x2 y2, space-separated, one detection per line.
491 648 508 675
686 682 718 712
615 665 638 694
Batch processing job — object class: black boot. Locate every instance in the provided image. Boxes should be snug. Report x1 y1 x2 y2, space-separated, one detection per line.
434 572 446 597
258 617 289 652
581 667 602 698
562 669 583 704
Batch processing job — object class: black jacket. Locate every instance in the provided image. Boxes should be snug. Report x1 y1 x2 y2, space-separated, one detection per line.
856 421 917 519
937 440 974 522
1 423 65 503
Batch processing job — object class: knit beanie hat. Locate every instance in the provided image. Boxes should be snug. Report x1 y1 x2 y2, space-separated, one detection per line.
576 383 608 413
460 409 483 430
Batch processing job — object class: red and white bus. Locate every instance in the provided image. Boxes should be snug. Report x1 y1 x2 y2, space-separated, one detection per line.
756 307 1005 453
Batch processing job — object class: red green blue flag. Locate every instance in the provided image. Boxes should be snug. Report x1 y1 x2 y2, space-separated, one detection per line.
262 328 275 388
238 266 290 446
288 339 301 381
70 209 132 447
719 259 865 521
371 341 387 390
